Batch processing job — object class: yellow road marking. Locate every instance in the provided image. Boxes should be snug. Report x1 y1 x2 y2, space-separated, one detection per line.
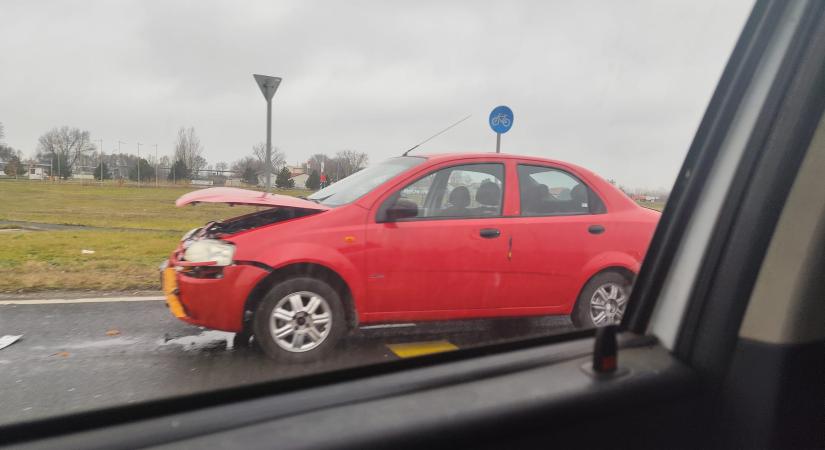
387 340 459 358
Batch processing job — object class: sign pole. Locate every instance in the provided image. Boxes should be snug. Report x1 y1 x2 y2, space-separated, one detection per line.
266 97 272 191
253 74 282 193
489 105 514 154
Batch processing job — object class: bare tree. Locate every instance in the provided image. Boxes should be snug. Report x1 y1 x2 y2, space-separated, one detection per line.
173 127 207 177
3 149 25 177
0 144 16 161
0 122 4 143
252 142 286 174
232 156 261 185
36 126 97 178
215 161 229 173
334 150 369 178
307 153 333 174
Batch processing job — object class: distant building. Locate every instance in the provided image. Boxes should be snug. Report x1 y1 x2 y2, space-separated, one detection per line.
28 166 47 180
207 174 228 186
286 165 306 177
631 194 660 202
290 173 309 189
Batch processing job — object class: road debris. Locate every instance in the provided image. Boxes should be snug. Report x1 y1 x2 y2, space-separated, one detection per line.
160 330 235 351
51 351 70 358
0 335 22 351
81 249 96 255
105 329 121 336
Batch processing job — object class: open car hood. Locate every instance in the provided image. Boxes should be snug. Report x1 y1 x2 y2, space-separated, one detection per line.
175 187 329 211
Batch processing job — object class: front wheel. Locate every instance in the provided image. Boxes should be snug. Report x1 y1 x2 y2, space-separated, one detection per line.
571 272 631 328
253 277 346 362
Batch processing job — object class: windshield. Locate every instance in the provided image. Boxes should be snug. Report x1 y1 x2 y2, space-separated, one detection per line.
307 156 425 206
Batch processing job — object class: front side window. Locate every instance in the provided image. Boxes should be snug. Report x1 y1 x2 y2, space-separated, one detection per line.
391 163 504 219
518 165 604 216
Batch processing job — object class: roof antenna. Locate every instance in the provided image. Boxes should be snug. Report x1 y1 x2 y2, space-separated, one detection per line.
402 114 472 156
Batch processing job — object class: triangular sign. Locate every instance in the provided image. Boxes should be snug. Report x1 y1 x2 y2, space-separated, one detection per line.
253 74 282 101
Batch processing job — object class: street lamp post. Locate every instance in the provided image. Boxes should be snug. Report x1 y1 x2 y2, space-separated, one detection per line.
117 140 126 180
253 74 282 192
154 144 158 188
97 138 104 184
137 142 142 187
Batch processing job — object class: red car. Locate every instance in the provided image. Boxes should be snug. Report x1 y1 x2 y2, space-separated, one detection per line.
162 153 659 361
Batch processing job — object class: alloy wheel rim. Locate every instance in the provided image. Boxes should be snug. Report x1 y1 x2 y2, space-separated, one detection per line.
589 282 628 326
270 291 332 352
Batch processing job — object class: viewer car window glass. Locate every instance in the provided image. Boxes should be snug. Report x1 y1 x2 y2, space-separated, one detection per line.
518 165 603 216
0 0 753 430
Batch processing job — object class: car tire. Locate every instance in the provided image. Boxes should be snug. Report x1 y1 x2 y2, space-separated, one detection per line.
253 277 347 362
571 271 631 329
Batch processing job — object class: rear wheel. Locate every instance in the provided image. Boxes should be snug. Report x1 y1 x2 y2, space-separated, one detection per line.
572 272 631 328
253 277 346 362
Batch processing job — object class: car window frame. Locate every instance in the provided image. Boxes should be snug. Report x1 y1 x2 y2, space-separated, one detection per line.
375 162 507 223
515 163 607 217
8 2 824 447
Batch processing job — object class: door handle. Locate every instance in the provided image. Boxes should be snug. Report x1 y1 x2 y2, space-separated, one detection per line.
479 228 501 238
588 225 605 235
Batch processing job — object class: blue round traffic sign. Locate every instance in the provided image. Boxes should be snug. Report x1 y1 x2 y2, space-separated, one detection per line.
489 105 514 134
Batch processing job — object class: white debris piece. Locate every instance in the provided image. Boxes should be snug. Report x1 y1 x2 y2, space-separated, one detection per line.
81 249 96 254
0 335 22 350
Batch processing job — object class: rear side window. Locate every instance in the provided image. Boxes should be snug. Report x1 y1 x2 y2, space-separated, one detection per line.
518 165 605 216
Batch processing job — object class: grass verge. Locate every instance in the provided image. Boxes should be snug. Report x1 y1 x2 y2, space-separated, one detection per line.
0 230 179 292
0 180 310 231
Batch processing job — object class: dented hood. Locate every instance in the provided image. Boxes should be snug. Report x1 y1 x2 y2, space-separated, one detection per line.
175 187 329 210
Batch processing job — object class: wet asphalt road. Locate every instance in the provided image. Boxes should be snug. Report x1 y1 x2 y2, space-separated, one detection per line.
0 300 572 426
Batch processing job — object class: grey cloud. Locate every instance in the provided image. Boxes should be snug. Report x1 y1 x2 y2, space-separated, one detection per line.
0 0 753 189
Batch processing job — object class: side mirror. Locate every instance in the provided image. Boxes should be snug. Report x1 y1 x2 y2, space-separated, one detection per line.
384 199 419 222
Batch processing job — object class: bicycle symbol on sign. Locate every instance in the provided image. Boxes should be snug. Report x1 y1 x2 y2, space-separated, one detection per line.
491 113 511 127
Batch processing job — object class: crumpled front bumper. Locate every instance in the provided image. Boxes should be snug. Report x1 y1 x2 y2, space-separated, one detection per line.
160 259 270 332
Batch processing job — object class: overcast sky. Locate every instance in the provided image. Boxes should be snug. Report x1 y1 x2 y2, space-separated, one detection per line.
0 0 752 190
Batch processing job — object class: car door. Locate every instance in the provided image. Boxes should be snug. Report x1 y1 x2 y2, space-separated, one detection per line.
500 163 610 312
363 162 509 322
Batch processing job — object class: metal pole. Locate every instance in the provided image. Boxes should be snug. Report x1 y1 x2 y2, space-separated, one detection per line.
117 140 125 181
97 138 104 183
154 144 158 188
265 98 272 191
496 133 501 153
137 142 142 187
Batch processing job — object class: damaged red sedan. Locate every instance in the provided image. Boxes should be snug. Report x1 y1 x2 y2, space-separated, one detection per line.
162 153 659 361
